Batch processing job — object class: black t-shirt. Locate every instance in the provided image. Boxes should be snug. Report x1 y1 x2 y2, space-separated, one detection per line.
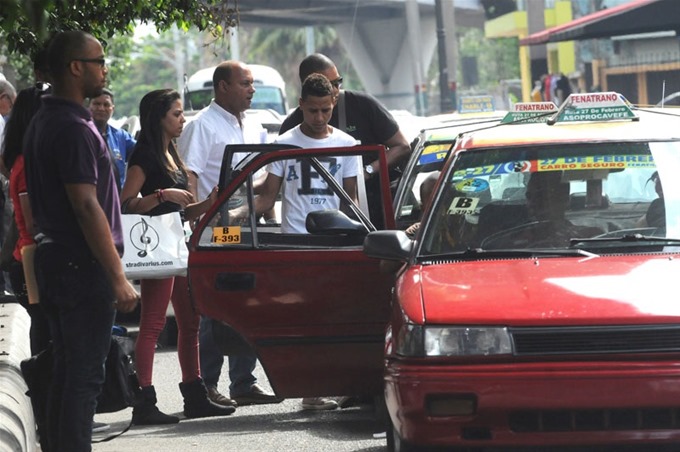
128 145 188 216
280 90 399 153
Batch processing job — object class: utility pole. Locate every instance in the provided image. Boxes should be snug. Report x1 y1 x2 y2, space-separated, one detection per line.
435 0 457 112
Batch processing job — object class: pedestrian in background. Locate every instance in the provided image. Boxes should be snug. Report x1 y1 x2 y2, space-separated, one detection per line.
89 88 136 191
120 88 233 425
178 60 281 408
1 85 52 355
23 30 139 452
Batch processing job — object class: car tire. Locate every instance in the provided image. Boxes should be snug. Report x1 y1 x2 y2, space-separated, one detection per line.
386 415 422 452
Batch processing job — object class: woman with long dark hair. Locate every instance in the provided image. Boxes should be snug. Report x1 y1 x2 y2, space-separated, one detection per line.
120 89 232 424
1 84 52 355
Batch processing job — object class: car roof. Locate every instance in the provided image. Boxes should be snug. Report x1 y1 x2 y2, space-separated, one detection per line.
457 105 680 150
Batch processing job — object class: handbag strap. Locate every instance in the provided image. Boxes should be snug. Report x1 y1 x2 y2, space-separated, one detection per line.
337 90 346 132
91 419 133 443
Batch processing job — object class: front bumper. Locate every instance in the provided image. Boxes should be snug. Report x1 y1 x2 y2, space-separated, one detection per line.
385 358 680 448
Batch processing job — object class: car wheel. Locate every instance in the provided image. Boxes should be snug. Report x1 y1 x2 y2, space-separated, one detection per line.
386 415 422 452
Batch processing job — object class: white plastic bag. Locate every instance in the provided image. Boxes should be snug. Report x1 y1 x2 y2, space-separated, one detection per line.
121 212 188 280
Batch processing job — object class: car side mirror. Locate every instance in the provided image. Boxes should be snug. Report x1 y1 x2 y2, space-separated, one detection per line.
363 230 413 261
306 209 367 236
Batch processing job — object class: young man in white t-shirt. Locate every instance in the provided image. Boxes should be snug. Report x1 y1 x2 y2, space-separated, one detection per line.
247 74 358 410
254 73 360 235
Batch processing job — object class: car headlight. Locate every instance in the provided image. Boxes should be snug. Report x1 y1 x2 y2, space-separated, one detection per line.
425 327 512 356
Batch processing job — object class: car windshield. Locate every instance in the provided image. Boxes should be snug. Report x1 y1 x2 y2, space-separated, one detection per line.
186 87 286 115
420 140 680 255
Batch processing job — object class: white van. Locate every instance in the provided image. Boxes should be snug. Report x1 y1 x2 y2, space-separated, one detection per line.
184 64 289 116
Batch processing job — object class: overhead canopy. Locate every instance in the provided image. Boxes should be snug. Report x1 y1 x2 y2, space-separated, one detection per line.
234 0 485 28
520 0 679 46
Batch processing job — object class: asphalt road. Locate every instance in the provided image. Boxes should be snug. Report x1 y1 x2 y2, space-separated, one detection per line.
91 345 387 452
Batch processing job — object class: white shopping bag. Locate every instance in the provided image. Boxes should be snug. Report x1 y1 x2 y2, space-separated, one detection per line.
121 212 188 280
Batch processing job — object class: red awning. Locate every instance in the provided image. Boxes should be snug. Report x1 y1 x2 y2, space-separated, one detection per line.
520 0 670 46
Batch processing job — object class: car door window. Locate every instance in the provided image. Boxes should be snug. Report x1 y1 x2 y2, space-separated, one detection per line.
197 153 373 250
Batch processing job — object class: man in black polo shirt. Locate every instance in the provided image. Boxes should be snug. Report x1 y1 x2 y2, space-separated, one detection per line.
24 30 139 452
280 53 411 228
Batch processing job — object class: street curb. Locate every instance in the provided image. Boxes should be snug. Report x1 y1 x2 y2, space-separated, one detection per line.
0 303 36 452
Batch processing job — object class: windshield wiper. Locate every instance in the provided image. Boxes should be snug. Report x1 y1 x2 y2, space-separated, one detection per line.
422 247 598 262
570 234 680 246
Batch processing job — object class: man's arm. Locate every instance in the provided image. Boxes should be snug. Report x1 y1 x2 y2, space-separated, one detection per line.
342 176 358 205
65 183 139 313
362 129 411 177
253 172 282 215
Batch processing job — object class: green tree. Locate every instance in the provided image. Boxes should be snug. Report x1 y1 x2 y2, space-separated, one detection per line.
458 27 520 90
0 0 239 56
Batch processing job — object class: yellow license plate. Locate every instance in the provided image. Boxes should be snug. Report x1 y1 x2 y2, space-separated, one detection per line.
211 226 241 244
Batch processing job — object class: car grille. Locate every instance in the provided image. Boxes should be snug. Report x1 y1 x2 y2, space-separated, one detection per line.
511 325 680 356
510 408 680 432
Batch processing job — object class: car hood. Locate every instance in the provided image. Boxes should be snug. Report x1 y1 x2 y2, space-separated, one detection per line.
412 254 680 325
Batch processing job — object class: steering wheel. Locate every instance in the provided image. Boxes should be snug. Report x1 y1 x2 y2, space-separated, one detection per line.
480 221 551 249
593 227 662 239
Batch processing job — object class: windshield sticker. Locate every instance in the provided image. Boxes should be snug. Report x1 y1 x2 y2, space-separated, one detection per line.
449 196 480 215
453 155 654 178
455 178 490 193
212 226 241 245
418 143 450 166
537 155 654 171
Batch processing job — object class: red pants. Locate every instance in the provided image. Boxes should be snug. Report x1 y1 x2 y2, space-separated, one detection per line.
135 276 200 387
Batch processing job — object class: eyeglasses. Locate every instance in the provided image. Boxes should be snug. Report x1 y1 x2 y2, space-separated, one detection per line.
330 77 343 88
35 81 51 92
72 58 107 68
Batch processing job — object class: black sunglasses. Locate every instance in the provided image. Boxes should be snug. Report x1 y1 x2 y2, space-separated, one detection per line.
330 77 343 88
71 58 107 68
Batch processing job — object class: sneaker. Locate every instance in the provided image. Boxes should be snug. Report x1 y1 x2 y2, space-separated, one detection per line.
207 387 238 407
92 422 110 433
301 397 338 411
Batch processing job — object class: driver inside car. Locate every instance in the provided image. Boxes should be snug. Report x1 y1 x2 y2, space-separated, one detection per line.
483 171 603 248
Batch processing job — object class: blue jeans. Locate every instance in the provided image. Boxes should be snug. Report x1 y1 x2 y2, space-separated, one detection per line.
198 315 256 395
35 242 115 452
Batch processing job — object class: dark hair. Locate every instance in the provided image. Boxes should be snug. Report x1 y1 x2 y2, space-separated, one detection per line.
47 30 94 81
301 73 333 100
299 53 335 83
135 89 186 179
1 84 51 171
100 88 114 102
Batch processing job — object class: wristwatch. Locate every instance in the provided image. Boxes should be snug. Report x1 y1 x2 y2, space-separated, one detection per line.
364 164 375 177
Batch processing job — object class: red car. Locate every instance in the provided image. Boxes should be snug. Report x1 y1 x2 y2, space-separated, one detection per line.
364 94 680 450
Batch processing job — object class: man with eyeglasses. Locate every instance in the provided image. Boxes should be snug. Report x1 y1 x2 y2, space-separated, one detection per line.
280 53 411 229
89 88 136 190
23 30 139 451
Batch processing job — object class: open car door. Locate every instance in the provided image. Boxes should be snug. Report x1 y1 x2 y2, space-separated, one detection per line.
187 144 395 398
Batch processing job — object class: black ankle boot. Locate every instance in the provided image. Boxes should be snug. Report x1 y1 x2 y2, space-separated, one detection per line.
179 378 236 419
132 385 180 425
